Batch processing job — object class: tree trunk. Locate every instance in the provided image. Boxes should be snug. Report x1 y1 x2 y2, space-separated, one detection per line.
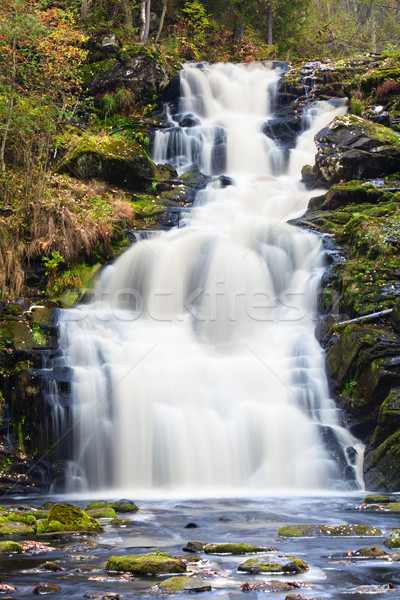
267 1 273 45
139 0 151 43
370 0 376 53
121 0 133 33
81 0 90 26
0 36 16 179
155 0 167 43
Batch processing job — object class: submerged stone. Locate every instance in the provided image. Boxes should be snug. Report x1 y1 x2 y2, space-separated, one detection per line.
158 576 211 593
278 525 382 537
106 552 186 575
238 555 309 574
36 503 103 535
204 543 271 555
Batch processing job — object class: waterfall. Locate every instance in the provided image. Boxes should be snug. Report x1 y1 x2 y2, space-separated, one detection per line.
54 62 363 494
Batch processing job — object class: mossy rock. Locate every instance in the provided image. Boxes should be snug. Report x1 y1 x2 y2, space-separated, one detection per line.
0 540 22 553
383 535 400 549
204 543 269 555
278 525 382 537
86 507 117 519
0 513 36 537
106 552 186 575
363 494 396 504
158 576 211 593
314 115 400 185
238 555 309 574
111 501 138 513
364 430 400 490
36 503 103 535
109 517 132 527
183 541 205 553
386 502 400 511
352 546 388 558
40 561 63 571
56 134 156 190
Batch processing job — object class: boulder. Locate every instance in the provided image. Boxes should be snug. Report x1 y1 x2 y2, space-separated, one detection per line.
88 51 177 104
204 543 272 555
238 554 309 574
313 115 400 184
36 503 103 535
363 494 396 504
106 552 186 575
56 134 156 189
158 577 211 593
33 583 61 594
0 540 22 552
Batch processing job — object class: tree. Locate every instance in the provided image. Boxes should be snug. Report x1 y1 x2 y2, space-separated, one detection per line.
139 0 151 43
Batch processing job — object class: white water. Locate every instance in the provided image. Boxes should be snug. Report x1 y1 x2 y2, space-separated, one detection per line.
55 62 363 494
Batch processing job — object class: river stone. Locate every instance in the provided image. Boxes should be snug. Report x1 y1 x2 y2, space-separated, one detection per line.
0 540 22 552
0 512 36 537
56 134 156 190
106 552 186 575
278 525 382 537
313 114 400 184
351 546 388 557
36 503 103 535
204 543 271 555
238 555 309 574
158 576 211 593
33 583 62 594
86 507 117 519
384 533 400 549
240 581 301 592
183 541 206 553
40 561 63 571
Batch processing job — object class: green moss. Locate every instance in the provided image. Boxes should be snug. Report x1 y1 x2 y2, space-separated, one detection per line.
363 494 396 504
0 540 23 553
353 546 387 557
279 524 382 537
110 502 138 513
106 552 186 575
86 507 117 519
204 543 266 555
238 555 309 574
158 577 211 593
386 502 400 511
37 503 103 535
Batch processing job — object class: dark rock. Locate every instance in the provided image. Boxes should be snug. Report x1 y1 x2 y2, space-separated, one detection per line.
314 115 400 185
33 583 62 594
88 51 176 104
184 522 198 528
183 541 205 553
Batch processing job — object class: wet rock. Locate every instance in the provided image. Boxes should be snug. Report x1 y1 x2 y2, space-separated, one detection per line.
157 576 211 593
184 523 198 528
204 543 272 555
0 512 36 537
278 524 382 537
86 507 117 519
240 581 301 592
363 494 396 504
106 552 186 575
384 534 400 549
84 594 119 600
183 541 206 553
238 554 309 574
351 545 388 557
313 115 400 185
111 499 139 513
36 503 103 535
33 583 61 594
39 561 63 571
109 518 132 527
0 540 22 553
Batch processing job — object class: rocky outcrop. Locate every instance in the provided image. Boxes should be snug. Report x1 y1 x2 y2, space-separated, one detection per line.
311 115 400 184
56 134 156 189
87 50 179 104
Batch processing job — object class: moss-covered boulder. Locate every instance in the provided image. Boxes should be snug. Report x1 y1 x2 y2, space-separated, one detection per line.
86 507 117 519
36 503 103 535
0 540 22 552
56 134 156 190
238 555 309 574
0 512 36 537
183 541 206 553
204 543 271 555
106 552 186 575
158 577 211 593
278 525 382 537
363 494 396 504
313 115 400 185
111 501 138 513
383 533 400 549
33 583 61 594
351 546 388 558
364 431 400 491
40 561 63 571
239 581 302 592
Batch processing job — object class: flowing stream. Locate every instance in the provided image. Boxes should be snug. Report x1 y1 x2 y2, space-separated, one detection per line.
54 62 363 495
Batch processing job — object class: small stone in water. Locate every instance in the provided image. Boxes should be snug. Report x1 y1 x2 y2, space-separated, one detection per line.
33 583 62 595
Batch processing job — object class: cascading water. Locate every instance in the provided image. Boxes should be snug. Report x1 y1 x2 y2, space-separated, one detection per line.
54 62 364 495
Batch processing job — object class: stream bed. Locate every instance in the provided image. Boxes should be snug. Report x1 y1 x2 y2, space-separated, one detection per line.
1 494 400 599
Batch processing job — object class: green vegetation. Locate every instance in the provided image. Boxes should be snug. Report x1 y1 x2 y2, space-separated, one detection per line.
36 503 103 535
106 552 186 575
278 524 382 537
